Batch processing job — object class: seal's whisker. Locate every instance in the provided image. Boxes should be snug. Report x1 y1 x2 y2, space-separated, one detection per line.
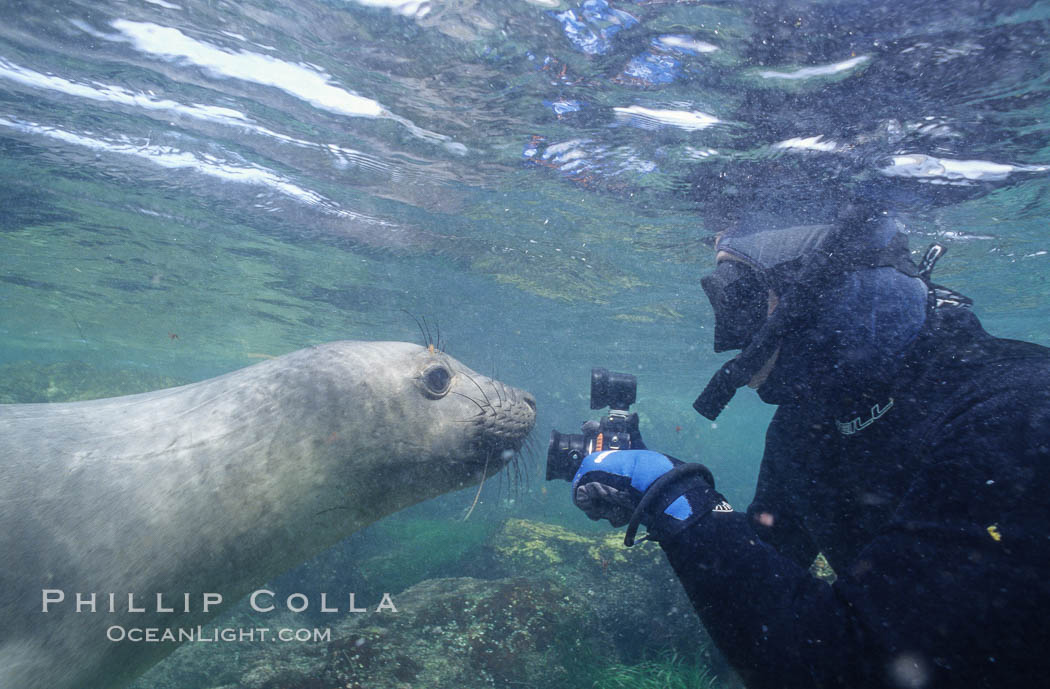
421 315 433 349
463 372 495 412
496 461 505 503
517 436 535 494
500 451 519 503
521 444 532 482
511 453 523 494
313 504 351 517
451 390 487 415
402 309 432 349
462 450 491 521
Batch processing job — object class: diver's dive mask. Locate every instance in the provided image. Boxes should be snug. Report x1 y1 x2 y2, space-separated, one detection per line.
700 259 769 353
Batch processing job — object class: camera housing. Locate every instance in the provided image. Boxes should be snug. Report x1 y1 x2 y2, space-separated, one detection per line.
590 367 636 410
547 368 641 482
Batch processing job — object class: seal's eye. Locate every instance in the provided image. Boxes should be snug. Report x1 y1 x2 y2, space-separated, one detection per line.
421 364 452 398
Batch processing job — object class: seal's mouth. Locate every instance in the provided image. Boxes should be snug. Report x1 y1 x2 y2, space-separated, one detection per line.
451 380 536 519
452 375 535 454
459 440 533 521
469 421 536 475
475 392 535 457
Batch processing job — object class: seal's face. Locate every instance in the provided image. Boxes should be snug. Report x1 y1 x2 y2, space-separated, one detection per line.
315 341 535 500
407 344 536 478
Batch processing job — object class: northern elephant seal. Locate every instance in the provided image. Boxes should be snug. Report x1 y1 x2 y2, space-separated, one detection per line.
0 341 535 689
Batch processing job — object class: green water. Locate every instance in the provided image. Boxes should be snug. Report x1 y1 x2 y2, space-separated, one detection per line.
2 0 1050 687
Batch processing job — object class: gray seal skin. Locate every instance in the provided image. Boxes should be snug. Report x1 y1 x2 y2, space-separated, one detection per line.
0 341 536 689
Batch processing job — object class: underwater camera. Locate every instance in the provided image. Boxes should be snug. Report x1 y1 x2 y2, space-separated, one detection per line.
546 367 641 482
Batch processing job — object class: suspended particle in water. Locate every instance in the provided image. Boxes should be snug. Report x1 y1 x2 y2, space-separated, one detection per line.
755 511 775 528
887 652 931 689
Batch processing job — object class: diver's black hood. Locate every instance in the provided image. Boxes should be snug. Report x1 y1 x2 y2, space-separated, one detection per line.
695 206 929 417
756 257 928 405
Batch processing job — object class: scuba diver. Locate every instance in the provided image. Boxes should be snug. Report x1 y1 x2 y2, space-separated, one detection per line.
569 203 1050 688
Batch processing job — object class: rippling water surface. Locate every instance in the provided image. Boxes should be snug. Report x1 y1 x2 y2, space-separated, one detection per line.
5 0 1049 477
2 0 1049 684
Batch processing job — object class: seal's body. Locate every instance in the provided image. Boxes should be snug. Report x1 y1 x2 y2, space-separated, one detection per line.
0 341 535 689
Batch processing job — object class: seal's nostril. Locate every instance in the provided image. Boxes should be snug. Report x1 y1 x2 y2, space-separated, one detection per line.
524 395 536 412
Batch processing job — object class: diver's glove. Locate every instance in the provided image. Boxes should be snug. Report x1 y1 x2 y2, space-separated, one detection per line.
572 449 732 546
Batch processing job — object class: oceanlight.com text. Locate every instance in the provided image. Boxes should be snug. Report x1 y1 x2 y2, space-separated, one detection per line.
106 625 332 643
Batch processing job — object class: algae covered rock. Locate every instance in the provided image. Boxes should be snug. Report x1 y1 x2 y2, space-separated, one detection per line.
134 519 723 689
172 576 594 689
490 517 669 576
486 518 708 660
322 577 592 689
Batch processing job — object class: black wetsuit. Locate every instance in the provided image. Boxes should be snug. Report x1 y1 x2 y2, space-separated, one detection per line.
660 306 1050 688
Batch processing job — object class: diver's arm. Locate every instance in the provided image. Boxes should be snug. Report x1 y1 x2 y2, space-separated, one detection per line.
661 511 870 689
746 418 821 570
659 388 1050 689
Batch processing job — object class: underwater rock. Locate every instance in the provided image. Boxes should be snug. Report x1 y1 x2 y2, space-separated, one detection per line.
138 576 592 689
133 519 722 689
485 519 710 661
319 577 593 689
